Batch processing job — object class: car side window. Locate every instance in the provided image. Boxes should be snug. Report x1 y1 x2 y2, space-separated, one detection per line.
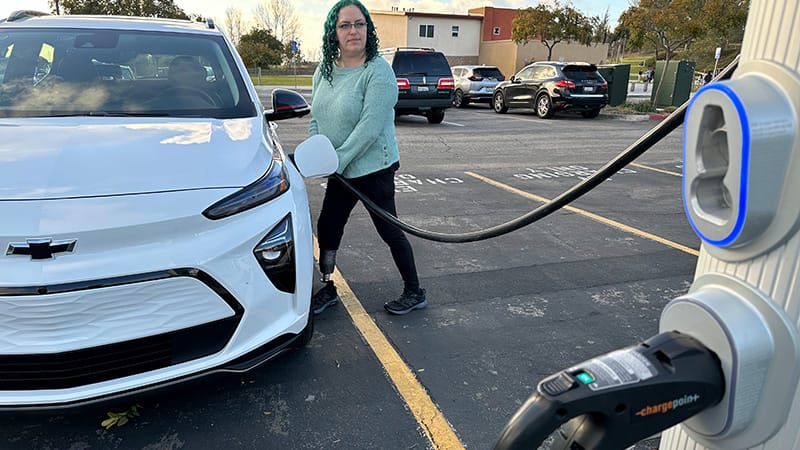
535 66 556 79
515 67 535 81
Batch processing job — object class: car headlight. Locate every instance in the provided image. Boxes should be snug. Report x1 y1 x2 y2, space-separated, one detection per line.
254 214 295 293
203 159 289 220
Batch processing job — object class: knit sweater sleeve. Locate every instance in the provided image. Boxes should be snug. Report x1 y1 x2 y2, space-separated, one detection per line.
308 66 322 136
334 61 398 173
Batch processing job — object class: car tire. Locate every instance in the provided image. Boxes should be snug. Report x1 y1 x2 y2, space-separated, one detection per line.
493 91 508 114
536 94 554 119
453 90 468 108
291 311 314 349
581 108 601 118
426 108 445 124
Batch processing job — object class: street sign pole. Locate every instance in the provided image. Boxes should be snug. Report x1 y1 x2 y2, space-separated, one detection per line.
713 46 721 77
291 39 298 89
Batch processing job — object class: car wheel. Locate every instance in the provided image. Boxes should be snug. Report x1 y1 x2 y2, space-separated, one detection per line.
536 94 554 119
453 90 468 108
426 108 445 124
581 108 601 118
493 91 507 113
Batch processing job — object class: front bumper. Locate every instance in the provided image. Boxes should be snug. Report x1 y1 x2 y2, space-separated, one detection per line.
0 172 315 408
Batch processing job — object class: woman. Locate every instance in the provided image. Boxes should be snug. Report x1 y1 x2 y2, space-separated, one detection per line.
308 0 427 316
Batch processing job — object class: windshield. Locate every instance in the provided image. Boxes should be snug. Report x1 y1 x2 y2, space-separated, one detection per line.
473 67 504 79
0 28 256 119
389 52 451 76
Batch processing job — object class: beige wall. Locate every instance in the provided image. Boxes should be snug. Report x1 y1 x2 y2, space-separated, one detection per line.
372 12 408 49
404 16 482 57
477 40 518 78
373 10 610 75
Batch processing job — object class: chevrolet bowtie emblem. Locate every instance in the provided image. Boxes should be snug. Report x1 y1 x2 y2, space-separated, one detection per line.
6 238 77 260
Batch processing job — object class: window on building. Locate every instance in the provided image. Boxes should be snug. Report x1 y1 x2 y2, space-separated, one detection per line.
451 26 459 37
419 24 434 38
492 26 501 35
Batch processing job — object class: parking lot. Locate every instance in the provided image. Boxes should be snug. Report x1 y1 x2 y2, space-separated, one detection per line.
1 92 696 450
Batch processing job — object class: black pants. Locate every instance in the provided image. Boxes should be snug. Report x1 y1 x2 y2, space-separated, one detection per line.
317 164 420 292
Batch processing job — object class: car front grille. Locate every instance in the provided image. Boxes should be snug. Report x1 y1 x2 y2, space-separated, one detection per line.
0 316 239 390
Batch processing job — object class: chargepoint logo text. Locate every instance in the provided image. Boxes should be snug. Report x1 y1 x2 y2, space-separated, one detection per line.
634 394 701 417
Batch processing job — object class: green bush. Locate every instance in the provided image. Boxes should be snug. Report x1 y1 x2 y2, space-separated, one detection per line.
604 100 657 115
630 100 656 112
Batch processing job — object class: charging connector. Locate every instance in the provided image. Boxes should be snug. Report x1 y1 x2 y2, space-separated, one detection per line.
493 332 724 450
660 274 800 448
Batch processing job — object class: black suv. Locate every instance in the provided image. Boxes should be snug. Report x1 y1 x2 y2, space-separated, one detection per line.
379 47 454 124
493 62 608 119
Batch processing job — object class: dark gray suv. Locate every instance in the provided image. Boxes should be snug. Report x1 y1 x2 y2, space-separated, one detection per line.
379 47 454 124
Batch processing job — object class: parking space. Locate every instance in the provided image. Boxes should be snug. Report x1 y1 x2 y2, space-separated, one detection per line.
1 93 692 449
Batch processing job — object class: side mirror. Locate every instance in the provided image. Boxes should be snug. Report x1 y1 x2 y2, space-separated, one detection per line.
293 134 338 178
511 76 520 83
264 88 310 121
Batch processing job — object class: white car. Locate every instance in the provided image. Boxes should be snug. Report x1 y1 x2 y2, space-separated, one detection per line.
0 11 334 408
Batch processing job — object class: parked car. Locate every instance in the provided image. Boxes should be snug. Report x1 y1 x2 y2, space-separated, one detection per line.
379 47 454 124
0 11 333 408
493 61 608 118
451 65 505 108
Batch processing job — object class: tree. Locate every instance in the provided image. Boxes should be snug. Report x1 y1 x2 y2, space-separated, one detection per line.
222 6 245 47
237 28 283 69
254 0 298 45
608 22 630 62
48 0 62 14
620 0 707 105
511 1 593 61
56 0 189 18
590 9 612 45
701 0 749 50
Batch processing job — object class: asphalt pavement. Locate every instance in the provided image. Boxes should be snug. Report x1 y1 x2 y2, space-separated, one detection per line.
0 89 691 450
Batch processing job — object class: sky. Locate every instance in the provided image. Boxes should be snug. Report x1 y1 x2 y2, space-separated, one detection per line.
2 1 631 58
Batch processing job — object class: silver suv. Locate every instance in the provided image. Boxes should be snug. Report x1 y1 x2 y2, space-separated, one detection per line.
451 65 505 108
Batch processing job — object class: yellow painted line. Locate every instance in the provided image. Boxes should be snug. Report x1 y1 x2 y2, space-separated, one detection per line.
629 162 682 177
313 240 465 450
464 172 699 257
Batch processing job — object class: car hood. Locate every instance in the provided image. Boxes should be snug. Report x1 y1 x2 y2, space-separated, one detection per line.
0 118 271 200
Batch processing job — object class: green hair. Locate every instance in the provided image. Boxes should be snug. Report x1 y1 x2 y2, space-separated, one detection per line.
320 0 380 85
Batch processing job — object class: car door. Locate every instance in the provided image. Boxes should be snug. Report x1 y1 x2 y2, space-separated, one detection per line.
505 66 536 107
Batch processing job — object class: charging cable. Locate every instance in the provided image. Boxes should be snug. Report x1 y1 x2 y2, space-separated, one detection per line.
332 56 739 243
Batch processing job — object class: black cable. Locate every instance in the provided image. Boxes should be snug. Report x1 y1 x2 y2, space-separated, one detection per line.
333 56 739 243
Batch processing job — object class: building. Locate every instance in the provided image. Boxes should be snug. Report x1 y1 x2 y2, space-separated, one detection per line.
371 7 610 79
371 8 483 66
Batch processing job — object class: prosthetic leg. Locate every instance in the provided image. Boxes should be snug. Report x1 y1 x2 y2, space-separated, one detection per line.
318 249 336 282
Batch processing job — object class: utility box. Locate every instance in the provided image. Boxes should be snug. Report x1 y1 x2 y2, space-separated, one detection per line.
597 64 630 106
651 60 696 108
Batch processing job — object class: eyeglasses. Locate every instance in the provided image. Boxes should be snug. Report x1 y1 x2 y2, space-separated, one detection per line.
337 21 367 31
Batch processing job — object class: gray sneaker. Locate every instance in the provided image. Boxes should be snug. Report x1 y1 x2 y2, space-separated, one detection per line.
311 282 339 315
384 289 427 315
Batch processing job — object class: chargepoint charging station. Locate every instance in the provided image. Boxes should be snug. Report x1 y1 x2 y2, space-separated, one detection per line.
493 0 800 448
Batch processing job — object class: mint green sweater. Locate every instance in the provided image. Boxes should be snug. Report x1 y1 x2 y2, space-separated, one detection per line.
309 57 399 179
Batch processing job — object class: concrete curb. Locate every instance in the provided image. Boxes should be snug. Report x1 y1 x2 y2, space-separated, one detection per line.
601 113 650 122
649 113 670 121
601 111 670 122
